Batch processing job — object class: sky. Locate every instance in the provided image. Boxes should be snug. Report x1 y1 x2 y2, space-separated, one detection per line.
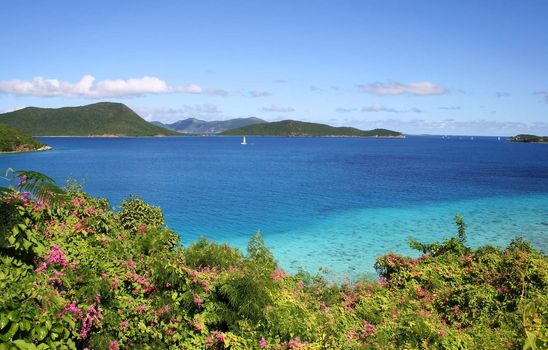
0 0 547 135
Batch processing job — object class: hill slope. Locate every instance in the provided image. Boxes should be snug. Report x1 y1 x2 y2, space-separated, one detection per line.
0 102 179 136
153 117 266 134
0 123 47 152
220 120 403 137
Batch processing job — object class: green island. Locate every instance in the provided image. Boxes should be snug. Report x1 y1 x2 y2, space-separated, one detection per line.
0 123 50 153
509 134 548 143
220 120 403 137
0 171 545 349
0 103 178 137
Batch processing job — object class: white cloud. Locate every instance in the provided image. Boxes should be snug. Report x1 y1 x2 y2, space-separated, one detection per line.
262 104 295 112
496 91 510 98
133 104 222 123
359 80 448 96
335 107 358 113
361 104 422 113
362 103 398 113
0 75 225 98
534 91 548 102
206 87 228 96
249 90 271 97
173 84 203 94
356 118 548 136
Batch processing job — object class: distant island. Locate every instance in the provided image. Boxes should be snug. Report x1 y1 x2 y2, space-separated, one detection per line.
0 103 402 138
152 117 265 134
509 134 548 143
0 123 51 153
220 120 403 137
0 102 178 137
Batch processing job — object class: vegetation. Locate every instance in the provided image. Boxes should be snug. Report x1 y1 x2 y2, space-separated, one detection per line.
0 103 179 137
153 117 266 134
0 124 46 153
509 134 548 143
220 120 403 137
0 171 546 349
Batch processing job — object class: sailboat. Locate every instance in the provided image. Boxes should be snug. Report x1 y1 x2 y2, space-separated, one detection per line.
241 136 247 145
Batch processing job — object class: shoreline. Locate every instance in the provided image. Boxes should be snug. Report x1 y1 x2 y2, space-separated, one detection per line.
0 145 52 154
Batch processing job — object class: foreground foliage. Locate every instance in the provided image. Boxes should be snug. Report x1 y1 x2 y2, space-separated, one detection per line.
0 172 546 349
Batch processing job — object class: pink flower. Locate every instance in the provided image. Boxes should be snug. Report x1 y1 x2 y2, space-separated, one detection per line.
35 262 48 274
124 259 136 270
273 268 286 281
108 340 118 350
259 337 267 348
193 294 202 310
111 276 119 289
71 198 84 207
215 332 225 343
47 244 68 267
359 321 376 338
137 305 147 315
453 305 460 316
65 301 82 317
120 321 128 331
289 338 301 349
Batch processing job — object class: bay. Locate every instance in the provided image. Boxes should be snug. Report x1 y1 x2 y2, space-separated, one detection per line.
1 136 547 279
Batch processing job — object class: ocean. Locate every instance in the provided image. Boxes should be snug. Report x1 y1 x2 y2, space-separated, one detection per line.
1 136 547 280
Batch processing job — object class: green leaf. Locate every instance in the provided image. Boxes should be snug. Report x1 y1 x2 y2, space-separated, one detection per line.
1 322 19 341
22 239 32 251
7 311 19 322
0 314 9 330
12 339 37 350
32 326 48 341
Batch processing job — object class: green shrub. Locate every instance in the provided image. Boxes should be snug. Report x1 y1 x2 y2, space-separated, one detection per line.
0 171 546 349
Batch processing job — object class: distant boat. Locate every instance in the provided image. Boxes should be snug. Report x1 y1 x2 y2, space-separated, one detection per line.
498 137 501 141
241 136 247 145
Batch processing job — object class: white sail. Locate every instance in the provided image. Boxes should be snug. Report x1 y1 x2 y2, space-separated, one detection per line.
241 136 247 145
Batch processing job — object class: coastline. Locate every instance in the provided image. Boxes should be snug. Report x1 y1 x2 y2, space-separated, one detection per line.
0 145 52 154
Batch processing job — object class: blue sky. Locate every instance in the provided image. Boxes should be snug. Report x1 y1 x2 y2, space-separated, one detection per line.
0 0 547 135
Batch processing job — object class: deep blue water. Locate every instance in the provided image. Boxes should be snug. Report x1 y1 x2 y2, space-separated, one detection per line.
1 136 547 280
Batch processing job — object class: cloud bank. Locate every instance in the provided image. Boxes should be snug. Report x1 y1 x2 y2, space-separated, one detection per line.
0 75 225 98
262 104 295 112
496 91 510 98
357 118 548 136
249 90 271 97
534 91 548 102
134 104 222 122
359 80 448 96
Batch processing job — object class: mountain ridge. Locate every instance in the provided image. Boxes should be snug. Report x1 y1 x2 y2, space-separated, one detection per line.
0 102 179 136
220 120 403 137
152 117 266 134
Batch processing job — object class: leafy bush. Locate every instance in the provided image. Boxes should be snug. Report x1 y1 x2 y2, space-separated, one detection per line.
0 171 546 349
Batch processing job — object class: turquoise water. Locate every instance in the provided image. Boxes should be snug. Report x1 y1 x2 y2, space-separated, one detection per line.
1 136 547 279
